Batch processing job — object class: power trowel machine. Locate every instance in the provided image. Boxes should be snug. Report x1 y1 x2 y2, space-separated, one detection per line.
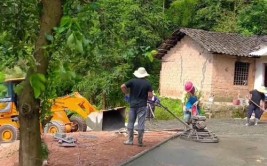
154 101 219 143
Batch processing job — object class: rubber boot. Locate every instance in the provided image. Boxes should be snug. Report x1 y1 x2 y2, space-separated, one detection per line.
255 118 259 126
138 130 144 147
124 129 133 145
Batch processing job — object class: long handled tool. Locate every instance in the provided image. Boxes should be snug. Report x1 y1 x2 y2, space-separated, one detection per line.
248 99 267 112
155 102 219 143
156 102 191 129
147 103 156 119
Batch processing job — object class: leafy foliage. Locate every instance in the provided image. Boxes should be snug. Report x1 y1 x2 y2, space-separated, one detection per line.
166 0 267 36
40 141 49 160
57 0 169 108
155 97 183 120
167 0 199 28
1 2 267 162
30 73 46 98
237 0 267 36
1 0 267 111
0 0 39 70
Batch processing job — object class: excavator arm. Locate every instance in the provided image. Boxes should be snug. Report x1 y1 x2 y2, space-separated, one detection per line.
48 92 126 132
51 92 97 119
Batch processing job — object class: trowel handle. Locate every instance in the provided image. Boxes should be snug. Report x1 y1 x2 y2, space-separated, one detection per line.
157 103 191 129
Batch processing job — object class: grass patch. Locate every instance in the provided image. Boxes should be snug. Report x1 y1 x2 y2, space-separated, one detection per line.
154 97 183 120
123 97 183 121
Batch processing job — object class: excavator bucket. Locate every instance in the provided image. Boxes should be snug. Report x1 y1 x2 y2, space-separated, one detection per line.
86 107 126 131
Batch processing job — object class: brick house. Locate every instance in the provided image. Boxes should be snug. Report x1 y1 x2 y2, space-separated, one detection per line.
156 28 267 101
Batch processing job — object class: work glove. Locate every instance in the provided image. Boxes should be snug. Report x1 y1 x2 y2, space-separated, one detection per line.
124 95 130 103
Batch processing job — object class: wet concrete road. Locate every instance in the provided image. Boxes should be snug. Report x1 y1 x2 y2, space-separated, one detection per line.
125 119 267 166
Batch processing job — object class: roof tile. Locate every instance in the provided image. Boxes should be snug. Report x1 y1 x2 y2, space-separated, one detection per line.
156 28 263 59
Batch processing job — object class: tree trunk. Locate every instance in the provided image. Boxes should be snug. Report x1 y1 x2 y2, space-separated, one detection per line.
18 0 62 165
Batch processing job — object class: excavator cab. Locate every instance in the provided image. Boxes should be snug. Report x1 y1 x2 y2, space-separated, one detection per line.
0 78 24 142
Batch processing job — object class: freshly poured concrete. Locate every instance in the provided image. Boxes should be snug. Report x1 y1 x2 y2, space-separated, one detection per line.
125 119 267 166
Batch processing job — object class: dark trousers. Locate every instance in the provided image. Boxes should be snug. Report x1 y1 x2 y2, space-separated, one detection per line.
247 104 262 119
127 106 147 131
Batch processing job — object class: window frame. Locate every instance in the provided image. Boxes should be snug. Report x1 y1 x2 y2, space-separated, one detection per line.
233 61 250 86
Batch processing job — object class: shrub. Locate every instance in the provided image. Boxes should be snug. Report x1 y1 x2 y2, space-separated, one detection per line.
155 97 183 120
41 141 49 160
123 97 183 121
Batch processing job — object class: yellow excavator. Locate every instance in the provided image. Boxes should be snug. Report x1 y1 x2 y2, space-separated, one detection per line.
0 78 23 142
0 78 126 142
46 92 97 133
46 92 126 134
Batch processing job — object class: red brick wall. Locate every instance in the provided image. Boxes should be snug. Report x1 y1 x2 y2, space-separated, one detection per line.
211 54 255 101
160 36 213 99
159 36 256 101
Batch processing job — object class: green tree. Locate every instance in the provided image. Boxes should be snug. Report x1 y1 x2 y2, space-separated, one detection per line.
1 1 169 163
1 0 267 165
237 0 267 36
61 0 168 108
193 0 242 31
0 0 38 70
212 0 244 33
166 0 199 28
17 0 63 165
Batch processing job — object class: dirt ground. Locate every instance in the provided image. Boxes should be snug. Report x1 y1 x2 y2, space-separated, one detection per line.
1 118 264 166
0 141 19 165
0 127 178 166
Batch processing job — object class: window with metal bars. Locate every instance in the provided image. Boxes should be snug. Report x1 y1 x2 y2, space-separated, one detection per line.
234 62 250 85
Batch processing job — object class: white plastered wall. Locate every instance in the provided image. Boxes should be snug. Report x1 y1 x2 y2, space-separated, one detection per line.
254 57 267 89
